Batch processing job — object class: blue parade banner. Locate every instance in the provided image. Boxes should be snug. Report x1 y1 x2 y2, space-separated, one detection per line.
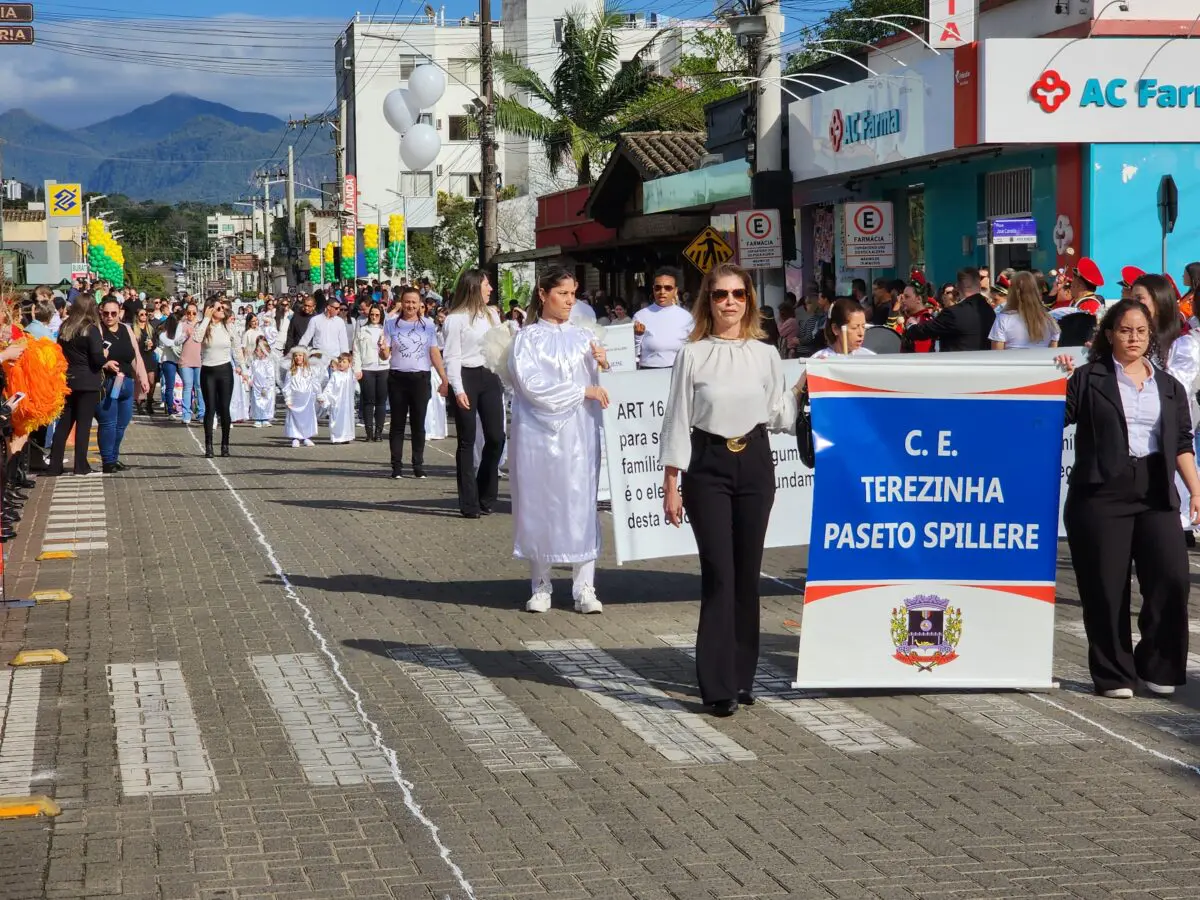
795 354 1065 689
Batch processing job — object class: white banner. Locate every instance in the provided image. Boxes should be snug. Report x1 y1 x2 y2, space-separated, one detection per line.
600 364 813 564
600 349 1081 563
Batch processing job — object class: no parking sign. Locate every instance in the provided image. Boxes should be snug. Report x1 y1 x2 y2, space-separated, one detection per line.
736 209 783 269
843 201 895 268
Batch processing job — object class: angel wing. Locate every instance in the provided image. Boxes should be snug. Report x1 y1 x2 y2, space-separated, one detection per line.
481 324 515 390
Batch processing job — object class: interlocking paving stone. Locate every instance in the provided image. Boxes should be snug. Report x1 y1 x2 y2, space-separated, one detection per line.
0 669 42 795
249 653 395 786
388 645 576 772
930 693 1096 745
107 661 219 796
524 639 756 764
657 634 917 753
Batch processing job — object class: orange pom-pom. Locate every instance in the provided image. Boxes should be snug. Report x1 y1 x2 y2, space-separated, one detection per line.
5 337 69 436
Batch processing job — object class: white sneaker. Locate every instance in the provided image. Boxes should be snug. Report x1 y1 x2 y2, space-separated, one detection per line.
1144 681 1176 696
525 583 552 613
291 439 300 448
1102 688 1134 699
573 584 603 615
253 422 263 428
303 439 315 447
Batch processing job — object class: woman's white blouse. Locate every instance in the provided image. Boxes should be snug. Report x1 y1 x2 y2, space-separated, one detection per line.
659 337 796 472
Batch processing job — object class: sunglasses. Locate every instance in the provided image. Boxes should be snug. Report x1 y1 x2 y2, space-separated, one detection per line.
101 310 120 316
710 288 747 301
652 284 676 292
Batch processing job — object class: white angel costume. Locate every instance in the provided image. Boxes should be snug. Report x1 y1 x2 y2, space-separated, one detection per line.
249 355 277 422
229 349 251 422
497 319 604 609
426 368 449 440
1161 332 1200 532
319 369 357 444
284 368 320 440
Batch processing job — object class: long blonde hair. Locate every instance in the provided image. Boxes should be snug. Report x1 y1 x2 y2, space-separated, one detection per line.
448 269 490 323
203 296 231 346
1003 271 1052 344
688 263 766 342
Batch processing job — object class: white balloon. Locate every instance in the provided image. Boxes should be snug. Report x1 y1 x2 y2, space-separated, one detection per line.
400 123 441 171
407 64 447 110
382 88 417 136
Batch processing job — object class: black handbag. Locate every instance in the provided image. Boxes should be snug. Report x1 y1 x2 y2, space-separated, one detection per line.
796 385 815 469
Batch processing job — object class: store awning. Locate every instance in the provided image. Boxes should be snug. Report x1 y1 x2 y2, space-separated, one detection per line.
493 245 567 264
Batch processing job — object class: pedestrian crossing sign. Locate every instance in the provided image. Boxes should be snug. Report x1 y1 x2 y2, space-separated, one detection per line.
683 226 734 274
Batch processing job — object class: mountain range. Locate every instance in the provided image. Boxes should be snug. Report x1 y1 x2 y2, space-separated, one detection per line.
0 94 334 203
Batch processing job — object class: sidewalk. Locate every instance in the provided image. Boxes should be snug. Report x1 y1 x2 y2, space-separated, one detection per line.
1 415 1199 899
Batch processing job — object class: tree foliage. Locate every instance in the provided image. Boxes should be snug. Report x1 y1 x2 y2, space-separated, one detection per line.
495 7 713 185
671 28 748 106
409 192 478 291
784 0 924 74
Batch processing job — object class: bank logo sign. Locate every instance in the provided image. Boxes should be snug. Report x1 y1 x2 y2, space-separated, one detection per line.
828 107 903 152
1032 69 1199 114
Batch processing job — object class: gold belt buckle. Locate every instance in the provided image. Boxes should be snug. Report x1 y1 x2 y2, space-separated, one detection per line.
726 436 747 453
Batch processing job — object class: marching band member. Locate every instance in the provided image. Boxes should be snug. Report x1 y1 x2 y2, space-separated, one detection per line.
888 282 935 352
1119 266 1146 302
493 266 609 614
1060 300 1200 699
1052 257 1105 319
660 263 800 717
633 267 693 369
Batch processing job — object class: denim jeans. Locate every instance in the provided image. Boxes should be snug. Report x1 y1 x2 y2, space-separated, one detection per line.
160 360 180 413
180 366 205 421
96 375 135 464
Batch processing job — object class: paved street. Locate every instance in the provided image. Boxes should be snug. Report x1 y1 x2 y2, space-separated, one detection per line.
2 415 1200 900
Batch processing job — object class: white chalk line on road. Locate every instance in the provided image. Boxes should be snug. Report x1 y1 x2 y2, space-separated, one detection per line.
184 429 475 900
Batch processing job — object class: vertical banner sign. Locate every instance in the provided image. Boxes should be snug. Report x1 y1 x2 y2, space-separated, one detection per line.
599 365 813 564
796 356 1064 690
929 0 977 49
342 174 358 237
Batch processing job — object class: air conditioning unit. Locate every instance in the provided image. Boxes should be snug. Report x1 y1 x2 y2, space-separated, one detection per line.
437 165 443 176
343 56 352 71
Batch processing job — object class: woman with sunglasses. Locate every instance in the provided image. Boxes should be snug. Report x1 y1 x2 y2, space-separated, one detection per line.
633 266 693 369
659 263 801 717
192 297 245 458
132 309 158 416
97 296 150 474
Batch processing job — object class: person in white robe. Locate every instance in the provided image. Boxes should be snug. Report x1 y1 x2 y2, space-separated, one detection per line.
426 368 449 440
319 353 357 444
249 337 277 426
229 344 251 423
491 267 610 614
284 348 319 447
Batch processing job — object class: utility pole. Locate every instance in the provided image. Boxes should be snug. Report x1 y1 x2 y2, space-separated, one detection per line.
0 138 6 257
286 145 297 289
263 176 272 293
756 0 786 310
336 99 348 246
478 0 499 282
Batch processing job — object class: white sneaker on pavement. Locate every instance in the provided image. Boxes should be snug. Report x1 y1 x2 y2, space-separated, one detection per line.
1144 681 1176 696
1101 688 1134 699
303 439 315 447
525 583 552 613
291 439 300 448
573 584 603 615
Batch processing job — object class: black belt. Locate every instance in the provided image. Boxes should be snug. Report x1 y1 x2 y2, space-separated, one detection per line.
693 424 767 453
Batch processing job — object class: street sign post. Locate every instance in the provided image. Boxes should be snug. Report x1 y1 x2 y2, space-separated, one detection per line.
683 226 734 274
1159 174 1178 273
229 253 257 272
990 218 1038 245
736 209 783 269
842 202 895 268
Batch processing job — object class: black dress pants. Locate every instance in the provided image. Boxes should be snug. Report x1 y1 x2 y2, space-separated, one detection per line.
388 369 431 474
682 426 776 705
200 363 233 445
451 365 505 515
361 369 388 434
48 388 100 475
1065 453 1190 692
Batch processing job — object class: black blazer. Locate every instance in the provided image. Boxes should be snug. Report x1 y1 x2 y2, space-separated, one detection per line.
59 325 105 392
905 292 996 352
1065 356 1193 505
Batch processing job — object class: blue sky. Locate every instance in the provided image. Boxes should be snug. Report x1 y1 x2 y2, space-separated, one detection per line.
0 0 795 127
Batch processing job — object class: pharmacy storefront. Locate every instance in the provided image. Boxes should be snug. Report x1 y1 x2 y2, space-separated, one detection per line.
787 37 1200 294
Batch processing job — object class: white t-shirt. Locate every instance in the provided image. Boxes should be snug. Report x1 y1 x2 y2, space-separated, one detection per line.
634 303 694 369
809 346 876 359
988 310 1060 349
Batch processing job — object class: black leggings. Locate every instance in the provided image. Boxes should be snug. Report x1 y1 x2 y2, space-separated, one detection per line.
200 363 233 445
48 388 100 475
451 365 506 515
388 370 431 473
361 369 388 432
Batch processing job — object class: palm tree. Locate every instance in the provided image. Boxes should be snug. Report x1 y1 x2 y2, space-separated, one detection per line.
494 7 702 186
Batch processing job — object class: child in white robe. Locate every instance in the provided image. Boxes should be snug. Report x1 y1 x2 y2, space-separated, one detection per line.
229 344 251 423
284 348 319 447
425 367 449 440
319 353 357 444
249 337 277 426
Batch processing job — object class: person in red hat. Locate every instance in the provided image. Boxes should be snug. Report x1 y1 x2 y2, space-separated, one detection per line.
1119 266 1146 301
1181 262 1200 326
888 279 936 352
1067 257 1105 316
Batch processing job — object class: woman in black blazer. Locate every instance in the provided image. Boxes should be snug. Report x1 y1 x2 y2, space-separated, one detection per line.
47 293 106 477
1062 299 1200 699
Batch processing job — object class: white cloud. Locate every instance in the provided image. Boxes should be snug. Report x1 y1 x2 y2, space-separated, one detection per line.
0 15 343 126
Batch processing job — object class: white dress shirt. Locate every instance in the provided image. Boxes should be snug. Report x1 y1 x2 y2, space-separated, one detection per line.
299 313 350 357
442 307 500 395
1116 361 1162 457
659 337 796 472
634 303 694 369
